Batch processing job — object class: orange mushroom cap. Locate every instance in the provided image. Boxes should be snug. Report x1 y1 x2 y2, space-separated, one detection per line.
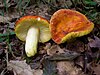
15 16 49 26
15 16 51 43
50 9 94 44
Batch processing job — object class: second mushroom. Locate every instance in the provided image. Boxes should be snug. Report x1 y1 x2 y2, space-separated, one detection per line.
50 9 94 44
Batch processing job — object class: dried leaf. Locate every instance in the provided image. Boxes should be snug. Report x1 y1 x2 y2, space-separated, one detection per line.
0 8 20 23
47 51 80 61
0 16 11 23
7 60 43 75
47 45 64 56
42 59 57 75
8 60 33 75
66 40 85 52
93 64 100 75
57 61 85 75
88 36 100 48
33 69 43 75
46 44 80 60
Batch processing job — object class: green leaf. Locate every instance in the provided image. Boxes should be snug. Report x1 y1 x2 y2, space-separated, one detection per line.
0 31 15 37
0 38 6 42
85 1 97 6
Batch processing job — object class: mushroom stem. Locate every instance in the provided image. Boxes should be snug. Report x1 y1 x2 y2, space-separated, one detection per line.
25 27 39 57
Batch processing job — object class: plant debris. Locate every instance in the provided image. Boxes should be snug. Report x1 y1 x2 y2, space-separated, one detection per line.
6 60 43 75
42 59 57 75
88 36 100 48
57 61 85 75
47 51 80 61
0 0 100 75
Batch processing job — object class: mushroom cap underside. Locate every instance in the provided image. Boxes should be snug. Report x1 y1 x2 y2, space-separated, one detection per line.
15 16 51 43
50 9 94 44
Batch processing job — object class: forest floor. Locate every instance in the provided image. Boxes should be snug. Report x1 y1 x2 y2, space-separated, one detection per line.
0 0 100 75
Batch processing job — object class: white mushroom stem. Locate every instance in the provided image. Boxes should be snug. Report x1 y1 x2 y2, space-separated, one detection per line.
25 27 39 57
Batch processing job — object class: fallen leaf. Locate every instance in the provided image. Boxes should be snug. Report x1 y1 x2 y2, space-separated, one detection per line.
88 36 100 48
9 22 15 28
47 50 80 61
93 64 100 75
66 40 85 52
47 45 64 56
44 43 51 50
57 61 85 75
33 69 43 75
42 59 57 75
0 8 20 23
7 60 43 75
0 16 11 23
8 60 33 75
74 56 84 69
46 44 80 61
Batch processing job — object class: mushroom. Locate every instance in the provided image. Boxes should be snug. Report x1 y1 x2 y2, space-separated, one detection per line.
50 9 94 44
15 16 51 57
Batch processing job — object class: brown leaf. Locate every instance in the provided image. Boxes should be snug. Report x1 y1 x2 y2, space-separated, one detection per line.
33 69 43 75
0 16 11 23
88 36 100 48
57 61 85 75
66 40 85 52
8 60 33 75
47 45 64 56
47 51 80 61
93 64 100 75
42 59 57 75
46 44 80 61
7 60 43 75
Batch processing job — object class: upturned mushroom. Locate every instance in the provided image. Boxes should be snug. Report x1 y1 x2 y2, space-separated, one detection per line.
15 16 51 57
50 9 94 44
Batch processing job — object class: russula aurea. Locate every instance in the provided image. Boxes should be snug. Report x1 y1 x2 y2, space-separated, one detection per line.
15 16 51 57
50 9 94 44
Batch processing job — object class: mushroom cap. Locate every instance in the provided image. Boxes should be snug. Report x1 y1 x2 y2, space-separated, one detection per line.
50 9 94 44
15 16 51 43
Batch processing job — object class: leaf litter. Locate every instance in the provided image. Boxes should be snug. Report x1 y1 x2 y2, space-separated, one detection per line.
0 0 100 75
4 60 43 75
88 36 100 48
